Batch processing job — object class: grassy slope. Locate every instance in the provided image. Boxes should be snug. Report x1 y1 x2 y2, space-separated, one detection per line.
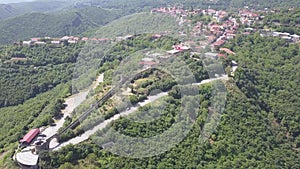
85 12 180 38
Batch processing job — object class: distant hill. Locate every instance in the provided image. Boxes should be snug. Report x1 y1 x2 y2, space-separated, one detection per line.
0 0 36 4
0 6 123 44
1 0 299 22
0 0 74 20
87 0 300 11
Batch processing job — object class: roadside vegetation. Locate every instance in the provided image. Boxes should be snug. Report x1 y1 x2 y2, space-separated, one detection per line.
39 33 300 169
258 8 300 35
0 43 82 107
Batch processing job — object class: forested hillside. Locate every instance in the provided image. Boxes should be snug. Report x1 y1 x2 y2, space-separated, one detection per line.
0 43 83 107
1 0 298 22
0 6 122 44
0 1 299 168
91 0 300 11
231 0 300 9
0 83 70 157
258 8 300 35
0 0 72 20
38 34 300 169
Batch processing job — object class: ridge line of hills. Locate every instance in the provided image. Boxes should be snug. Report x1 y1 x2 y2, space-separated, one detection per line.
0 0 300 45
0 6 125 45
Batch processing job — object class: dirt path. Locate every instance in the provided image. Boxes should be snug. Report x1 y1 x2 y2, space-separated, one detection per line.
41 74 104 140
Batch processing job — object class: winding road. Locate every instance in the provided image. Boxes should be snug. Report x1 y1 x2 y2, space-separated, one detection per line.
41 74 104 140
52 75 229 150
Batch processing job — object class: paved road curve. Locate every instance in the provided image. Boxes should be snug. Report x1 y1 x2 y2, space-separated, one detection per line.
53 75 228 150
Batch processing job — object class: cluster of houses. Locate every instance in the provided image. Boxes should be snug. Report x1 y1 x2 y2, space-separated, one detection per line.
151 6 187 16
21 36 112 46
241 28 300 43
151 6 242 51
274 32 300 42
201 17 239 50
151 6 229 23
149 6 243 62
19 6 300 75
239 9 260 25
167 43 191 55
203 9 228 23
20 34 167 47
138 42 192 69
265 31 300 43
203 9 263 49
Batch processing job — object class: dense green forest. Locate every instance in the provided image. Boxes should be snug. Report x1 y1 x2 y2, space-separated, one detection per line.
258 8 300 35
0 0 72 20
37 34 299 169
89 0 300 11
0 43 83 107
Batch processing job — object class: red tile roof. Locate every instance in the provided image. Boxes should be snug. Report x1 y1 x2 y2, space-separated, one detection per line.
31 38 40 42
20 128 40 144
212 40 225 47
153 34 162 38
217 53 227 58
220 48 236 55
226 30 236 34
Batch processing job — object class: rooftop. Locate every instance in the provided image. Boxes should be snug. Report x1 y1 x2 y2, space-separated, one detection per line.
20 128 40 144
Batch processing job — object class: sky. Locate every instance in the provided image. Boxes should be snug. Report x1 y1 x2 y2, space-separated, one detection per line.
0 0 37 4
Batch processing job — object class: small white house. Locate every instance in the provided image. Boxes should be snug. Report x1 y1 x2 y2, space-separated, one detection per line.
23 41 32 46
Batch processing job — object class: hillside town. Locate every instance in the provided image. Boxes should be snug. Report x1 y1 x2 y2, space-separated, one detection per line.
151 6 300 48
14 6 300 82
19 6 300 59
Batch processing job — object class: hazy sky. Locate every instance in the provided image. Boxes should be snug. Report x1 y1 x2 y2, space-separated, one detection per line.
0 0 36 4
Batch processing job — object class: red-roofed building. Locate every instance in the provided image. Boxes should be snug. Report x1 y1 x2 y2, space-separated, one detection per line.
153 34 162 38
226 29 236 34
82 37 89 41
243 32 251 36
172 44 190 51
217 53 227 58
98 38 110 42
206 9 216 15
31 38 41 42
207 35 216 42
20 128 40 145
90 38 98 41
232 26 239 30
211 40 225 48
220 48 236 55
